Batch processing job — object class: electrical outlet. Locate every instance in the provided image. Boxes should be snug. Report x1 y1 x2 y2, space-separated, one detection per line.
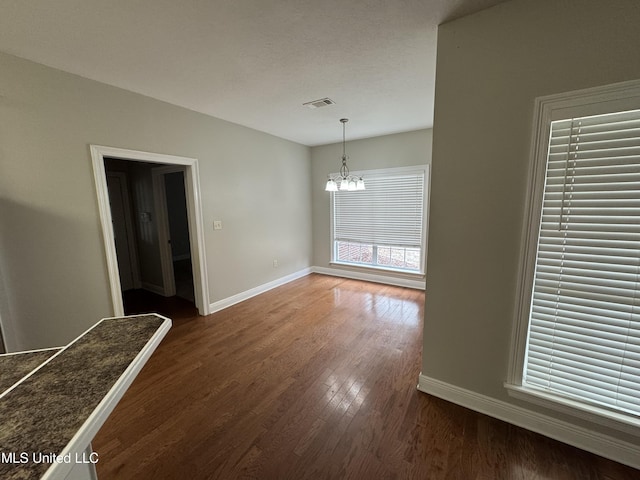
213 220 222 230
273 259 278 267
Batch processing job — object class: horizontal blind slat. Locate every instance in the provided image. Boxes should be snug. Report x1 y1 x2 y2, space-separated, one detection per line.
333 169 425 247
524 108 640 416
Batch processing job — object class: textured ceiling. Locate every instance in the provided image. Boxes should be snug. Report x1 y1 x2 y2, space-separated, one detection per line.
0 0 509 146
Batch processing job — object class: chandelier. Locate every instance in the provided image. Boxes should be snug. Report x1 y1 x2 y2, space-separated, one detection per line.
325 118 365 192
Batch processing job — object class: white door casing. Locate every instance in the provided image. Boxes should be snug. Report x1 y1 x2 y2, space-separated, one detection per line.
90 145 210 316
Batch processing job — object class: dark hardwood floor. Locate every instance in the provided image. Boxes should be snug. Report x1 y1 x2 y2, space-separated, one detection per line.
93 274 638 479
122 288 198 319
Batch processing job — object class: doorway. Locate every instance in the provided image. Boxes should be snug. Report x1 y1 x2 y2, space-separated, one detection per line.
164 171 194 302
151 166 195 304
104 160 196 315
91 145 210 318
105 171 140 292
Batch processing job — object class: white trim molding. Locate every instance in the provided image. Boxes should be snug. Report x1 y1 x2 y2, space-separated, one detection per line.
505 383 640 436
209 268 312 314
90 145 211 317
508 79 640 386
209 267 425 315
506 80 640 434
313 266 425 290
417 374 640 470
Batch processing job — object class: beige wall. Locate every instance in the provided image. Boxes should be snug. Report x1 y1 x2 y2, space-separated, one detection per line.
0 52 312 351
311 129 432 276
423 0 640 444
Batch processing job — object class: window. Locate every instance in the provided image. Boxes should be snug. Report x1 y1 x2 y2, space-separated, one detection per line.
331 166 427 274
508 81 640 429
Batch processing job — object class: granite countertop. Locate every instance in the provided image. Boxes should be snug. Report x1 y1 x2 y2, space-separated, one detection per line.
0 314 170 480
0 349 61 394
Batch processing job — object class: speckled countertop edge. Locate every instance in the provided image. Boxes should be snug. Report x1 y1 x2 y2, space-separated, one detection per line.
0 314 170 480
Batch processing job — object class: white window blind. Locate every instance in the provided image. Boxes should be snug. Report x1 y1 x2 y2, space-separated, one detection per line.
523 109 640 416
333 171 424 248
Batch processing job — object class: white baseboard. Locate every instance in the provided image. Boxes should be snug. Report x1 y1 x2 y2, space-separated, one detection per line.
208 268 312 314
312 266 425 290
417 374 640 470
141 282 165 296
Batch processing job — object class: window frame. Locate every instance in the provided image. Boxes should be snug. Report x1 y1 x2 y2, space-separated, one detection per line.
329 165 429 276
506 79 640 433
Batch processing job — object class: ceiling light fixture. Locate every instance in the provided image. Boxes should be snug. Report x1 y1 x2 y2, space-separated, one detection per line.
325 118 365 192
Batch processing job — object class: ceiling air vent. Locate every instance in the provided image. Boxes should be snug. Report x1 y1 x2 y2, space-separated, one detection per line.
303 97 335 109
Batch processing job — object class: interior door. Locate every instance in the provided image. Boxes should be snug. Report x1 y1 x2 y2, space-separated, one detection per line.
106 173 136 291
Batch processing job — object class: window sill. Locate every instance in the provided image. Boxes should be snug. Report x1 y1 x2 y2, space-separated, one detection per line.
329 261 425 278
504 383 640 436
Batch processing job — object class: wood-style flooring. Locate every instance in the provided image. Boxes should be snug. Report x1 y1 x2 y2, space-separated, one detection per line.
93 274 639 479
122 287 198 319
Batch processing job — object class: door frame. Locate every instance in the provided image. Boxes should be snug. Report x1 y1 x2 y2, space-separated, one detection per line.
90 145 210 316
151 165 190 298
